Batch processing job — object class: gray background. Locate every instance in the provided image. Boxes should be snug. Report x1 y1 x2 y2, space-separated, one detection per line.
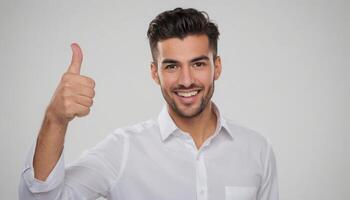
1 0 349 199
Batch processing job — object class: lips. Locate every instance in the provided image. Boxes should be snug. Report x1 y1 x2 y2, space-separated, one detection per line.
173 89 202 104
176 90 199 97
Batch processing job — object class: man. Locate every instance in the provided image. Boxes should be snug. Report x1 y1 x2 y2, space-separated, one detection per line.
19 8 278 200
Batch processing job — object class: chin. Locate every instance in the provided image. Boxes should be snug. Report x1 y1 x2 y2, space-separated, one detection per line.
172 101 206 118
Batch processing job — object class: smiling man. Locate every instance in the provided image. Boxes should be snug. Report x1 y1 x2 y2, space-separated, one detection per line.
19 8 278 200
151 34 221 149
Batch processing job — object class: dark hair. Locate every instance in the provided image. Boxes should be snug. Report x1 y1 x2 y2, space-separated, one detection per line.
147 7 220 61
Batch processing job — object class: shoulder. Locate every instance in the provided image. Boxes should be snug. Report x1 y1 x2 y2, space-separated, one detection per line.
111 118 159 139
84 119 158 158
223 117 272 150
222 117 276 170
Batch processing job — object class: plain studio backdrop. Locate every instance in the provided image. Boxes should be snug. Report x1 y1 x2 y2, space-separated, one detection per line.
0 0 349 199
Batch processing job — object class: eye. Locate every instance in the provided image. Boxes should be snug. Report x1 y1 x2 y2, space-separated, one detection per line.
164 64 178 71
193 62 206 68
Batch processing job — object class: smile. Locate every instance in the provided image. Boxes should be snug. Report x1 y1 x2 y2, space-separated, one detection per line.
174 90 201 98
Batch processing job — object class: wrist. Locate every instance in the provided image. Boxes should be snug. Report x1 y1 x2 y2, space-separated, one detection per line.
44 107 69 127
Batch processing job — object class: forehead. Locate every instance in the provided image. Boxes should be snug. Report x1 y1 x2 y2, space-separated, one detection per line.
156 35 212 61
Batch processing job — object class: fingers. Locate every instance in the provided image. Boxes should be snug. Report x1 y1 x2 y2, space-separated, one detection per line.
61 84 95 99
76 107 90 117
67 43 83 74
71 95 94 107
74 84 95 98
60 93 93 118
62 73 95 89
64 102 90 118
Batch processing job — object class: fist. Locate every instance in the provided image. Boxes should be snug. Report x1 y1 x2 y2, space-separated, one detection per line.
46 43 95 124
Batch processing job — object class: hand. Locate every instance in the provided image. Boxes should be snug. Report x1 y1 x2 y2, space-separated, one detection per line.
46 43 95 125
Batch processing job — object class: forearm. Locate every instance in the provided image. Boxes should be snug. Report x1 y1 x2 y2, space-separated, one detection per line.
20 43 96 198
33 111 68 181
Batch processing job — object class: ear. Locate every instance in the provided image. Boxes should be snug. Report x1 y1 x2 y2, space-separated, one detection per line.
151 62 160 85
214 56 222 80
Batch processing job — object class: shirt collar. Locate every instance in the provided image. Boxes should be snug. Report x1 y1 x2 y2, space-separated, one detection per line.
213 103 234 139
157 103 234 142
158 105 178 141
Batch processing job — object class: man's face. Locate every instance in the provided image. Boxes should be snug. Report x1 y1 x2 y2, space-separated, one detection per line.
151 34 221 118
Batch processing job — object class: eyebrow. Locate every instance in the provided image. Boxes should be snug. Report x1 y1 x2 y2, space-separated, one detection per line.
190 55 210 63
161 55 210 65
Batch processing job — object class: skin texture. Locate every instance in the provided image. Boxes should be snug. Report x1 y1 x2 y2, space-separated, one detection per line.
151 34 222 149
33 44 95 181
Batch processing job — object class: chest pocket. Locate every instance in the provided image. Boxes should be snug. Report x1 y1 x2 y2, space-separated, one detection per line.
225 186 257 200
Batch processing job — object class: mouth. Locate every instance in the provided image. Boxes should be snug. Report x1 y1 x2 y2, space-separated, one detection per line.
175 90 200 97
173 89 202 104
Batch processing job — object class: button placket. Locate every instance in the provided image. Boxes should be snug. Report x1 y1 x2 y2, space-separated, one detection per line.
196 152 208 200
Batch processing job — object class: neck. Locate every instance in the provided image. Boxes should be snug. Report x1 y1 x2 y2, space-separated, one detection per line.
168 102 217 149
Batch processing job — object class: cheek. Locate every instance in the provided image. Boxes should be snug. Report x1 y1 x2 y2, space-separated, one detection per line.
197 71 214 86
159 73 177 90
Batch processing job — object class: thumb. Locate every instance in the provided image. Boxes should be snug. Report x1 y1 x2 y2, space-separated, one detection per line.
67 43 83 74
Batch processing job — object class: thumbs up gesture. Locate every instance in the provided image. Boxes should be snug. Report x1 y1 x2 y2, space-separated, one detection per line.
46 43 95 125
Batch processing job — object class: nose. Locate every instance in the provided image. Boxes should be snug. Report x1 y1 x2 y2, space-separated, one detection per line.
178 65 194 88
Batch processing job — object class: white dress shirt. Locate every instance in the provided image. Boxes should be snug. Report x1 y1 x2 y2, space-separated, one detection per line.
19 104 278 200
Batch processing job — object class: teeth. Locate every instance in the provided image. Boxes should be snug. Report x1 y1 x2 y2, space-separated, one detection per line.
177 91 198 97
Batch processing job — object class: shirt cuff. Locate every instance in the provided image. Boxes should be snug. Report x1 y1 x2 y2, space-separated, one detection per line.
21 141 65 193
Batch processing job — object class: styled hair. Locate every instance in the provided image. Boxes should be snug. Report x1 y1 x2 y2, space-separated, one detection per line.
147 7 220 61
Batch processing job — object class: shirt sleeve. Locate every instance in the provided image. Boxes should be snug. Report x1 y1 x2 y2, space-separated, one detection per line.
19 130 129 200
257 141 279 200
